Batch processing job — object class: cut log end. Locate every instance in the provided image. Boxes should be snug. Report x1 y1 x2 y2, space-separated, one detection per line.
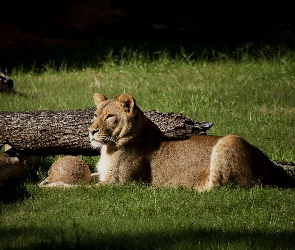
0 72 14 93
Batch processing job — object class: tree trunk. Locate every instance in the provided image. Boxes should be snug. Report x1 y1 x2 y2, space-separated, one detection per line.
0 108 213 156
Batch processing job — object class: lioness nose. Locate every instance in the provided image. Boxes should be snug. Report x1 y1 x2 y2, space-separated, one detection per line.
89 128 98 135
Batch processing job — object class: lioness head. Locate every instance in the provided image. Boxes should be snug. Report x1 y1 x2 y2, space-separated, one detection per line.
88 93 137 149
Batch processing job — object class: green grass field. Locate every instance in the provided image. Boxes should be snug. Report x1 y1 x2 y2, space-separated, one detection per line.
1 185 295 249
1 44 295 249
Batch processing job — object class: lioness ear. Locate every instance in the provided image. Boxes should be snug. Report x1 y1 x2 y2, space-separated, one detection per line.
117 93 136 114
93 93 107 107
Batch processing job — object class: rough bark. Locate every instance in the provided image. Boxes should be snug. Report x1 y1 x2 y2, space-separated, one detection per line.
273 160 295 179
0 108 213 156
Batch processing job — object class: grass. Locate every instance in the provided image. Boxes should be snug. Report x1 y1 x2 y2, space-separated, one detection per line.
1 184 295 249
1 43 295 249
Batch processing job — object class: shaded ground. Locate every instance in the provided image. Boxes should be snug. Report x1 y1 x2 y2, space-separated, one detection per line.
1 226 295 249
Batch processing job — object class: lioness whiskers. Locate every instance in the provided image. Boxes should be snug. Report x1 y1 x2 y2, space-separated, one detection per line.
103 136 117 144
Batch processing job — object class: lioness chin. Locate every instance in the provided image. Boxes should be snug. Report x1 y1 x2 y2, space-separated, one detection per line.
89 93 294 191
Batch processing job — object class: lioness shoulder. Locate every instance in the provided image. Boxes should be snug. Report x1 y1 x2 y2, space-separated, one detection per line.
89 93 294 191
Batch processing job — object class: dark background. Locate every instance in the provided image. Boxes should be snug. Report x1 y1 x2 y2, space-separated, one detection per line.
1 0 294 49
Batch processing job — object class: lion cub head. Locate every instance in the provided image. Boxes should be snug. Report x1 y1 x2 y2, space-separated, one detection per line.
88 93 138 149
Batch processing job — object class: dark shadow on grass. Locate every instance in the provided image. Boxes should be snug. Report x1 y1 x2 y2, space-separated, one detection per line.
0 226 294 250
0 183 30 204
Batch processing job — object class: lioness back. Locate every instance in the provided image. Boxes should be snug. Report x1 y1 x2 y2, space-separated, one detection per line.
151 134 274 190
89 93 295 191
151 135 220 188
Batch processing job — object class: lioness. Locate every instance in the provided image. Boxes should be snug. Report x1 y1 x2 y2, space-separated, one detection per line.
89 93 294 191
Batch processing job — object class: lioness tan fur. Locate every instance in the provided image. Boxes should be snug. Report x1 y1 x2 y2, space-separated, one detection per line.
88 93 294 191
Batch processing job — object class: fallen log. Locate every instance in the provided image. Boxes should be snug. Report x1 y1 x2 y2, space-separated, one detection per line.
272 160 295 179
0 108 214 156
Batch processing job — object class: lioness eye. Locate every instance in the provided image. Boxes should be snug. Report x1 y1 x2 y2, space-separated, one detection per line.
104 114 114 121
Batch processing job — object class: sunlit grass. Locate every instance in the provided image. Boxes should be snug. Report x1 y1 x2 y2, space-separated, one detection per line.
1 184 295 249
